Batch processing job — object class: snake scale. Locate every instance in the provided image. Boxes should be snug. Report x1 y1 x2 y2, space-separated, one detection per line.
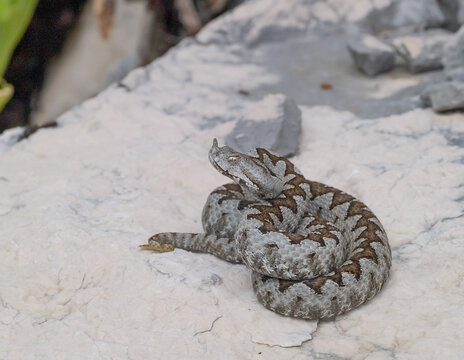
142 139 391 319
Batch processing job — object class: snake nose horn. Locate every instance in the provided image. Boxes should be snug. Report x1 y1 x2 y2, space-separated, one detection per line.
212 138 218 148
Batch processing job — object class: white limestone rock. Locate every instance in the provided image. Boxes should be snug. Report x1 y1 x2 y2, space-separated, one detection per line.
225 94 301 156
347 34 396 76
365 0 446 33
459 0 464 25
437 0 461 30
425 80 464 111
197 0 383 46
391 29 453 73
443 25 464 81
0 127 23 155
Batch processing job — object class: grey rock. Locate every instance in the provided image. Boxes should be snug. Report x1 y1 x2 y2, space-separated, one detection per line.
257 30 440 120
196 1 327 47
347 34 395 76
225 94 301 157
0 127 23 155
391 29 453 73
459 0 464 26
437 0 461 30
424 81 464 111
443 25 464 81
365 0 446 33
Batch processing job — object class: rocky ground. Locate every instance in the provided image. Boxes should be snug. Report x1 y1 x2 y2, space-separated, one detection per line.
1 0 464 359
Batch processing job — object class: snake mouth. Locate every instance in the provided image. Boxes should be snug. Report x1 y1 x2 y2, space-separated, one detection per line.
209 152 230 177
213 161 231 178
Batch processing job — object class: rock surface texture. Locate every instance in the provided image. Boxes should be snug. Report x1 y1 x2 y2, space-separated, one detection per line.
444 25 464 81
364 0 447 33
391 29 452 73
425 80 464 111
1 0 464 359
347 34 396 76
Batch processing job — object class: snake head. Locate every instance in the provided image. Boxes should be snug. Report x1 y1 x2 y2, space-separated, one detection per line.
209 139 284 199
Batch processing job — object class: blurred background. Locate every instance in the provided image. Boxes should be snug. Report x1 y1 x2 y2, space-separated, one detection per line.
4 0 464 139
0 0 243 134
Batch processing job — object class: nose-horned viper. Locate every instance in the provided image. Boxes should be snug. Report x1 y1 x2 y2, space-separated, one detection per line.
141 139 391 319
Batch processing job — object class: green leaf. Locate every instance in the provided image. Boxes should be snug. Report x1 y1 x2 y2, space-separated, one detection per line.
0 0 15 22
0 79 13 114
0 0 38 114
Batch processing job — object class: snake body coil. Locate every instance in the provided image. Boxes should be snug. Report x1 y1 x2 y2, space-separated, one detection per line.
145 139 391 319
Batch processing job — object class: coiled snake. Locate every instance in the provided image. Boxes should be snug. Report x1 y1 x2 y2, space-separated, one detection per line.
141 139 391 319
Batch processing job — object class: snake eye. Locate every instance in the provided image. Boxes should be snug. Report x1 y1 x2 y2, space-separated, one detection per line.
228 155 239 163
